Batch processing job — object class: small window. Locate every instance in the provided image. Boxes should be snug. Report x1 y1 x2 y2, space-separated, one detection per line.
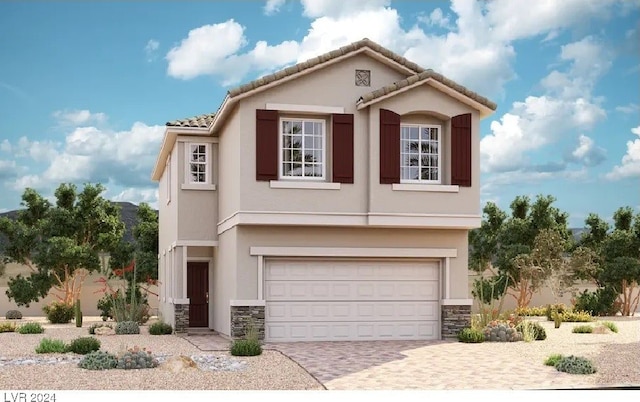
186 143 210 184
279 118 326 180
400 124 441 183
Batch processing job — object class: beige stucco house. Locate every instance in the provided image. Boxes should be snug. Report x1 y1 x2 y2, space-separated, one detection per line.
151 38 497 341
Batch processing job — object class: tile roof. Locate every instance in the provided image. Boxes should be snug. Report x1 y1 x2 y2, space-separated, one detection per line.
165 113 215 128
358 70 498 111
164 38 496 128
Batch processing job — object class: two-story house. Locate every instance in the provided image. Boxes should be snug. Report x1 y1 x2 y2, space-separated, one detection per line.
151 38 496 342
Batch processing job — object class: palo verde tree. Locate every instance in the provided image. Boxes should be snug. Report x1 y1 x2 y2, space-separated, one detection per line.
469 194 573 309
0 183 125 306
578 207 640 316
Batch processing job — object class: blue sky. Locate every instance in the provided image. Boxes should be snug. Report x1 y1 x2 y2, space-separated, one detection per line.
0 0 638 228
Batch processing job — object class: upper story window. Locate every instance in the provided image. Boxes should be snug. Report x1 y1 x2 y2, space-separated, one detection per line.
187 143 209 184
400 124 441 183
279 118 326 180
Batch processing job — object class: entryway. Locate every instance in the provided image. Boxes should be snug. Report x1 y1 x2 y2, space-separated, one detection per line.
187 261 209 327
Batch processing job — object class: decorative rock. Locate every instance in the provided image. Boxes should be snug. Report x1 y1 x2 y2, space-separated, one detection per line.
95 326 116 336
159 355 199 374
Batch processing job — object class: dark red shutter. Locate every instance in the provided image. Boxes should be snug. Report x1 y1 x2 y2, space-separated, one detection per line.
451 113 472 187
332 114 354 183
379 109 400 184
256 109 278 181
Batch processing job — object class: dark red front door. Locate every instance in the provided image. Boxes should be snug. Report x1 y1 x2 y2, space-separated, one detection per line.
187 261 209 327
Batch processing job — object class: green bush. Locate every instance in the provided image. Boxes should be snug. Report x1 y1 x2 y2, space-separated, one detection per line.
18 322 44 334
572 325 593 333
545 304 567 321
544 354 564 367
517 321 547 341
115 321 140 335
149 321 173 335
562 310 593 323
5 310 23 319
97 293 116 321
78 350 117 370
42 301 74 324
515 306 547 317
230 339 263 356
555 355 597 374
88 323 113 335
601 321 618 333
67 336 101 354
457 327 485 343
35 338 68 354
573 287 619 317
0 322 17 332
116 347 159 369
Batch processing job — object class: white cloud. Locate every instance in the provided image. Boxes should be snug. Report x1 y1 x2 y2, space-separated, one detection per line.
481 36 609 173
166 20 247 80
11 116 165 193
300 0 390 18
616 103 640 114
52 109 107 127
0 159 17 180
606 126 640 180
1 140 11 153
419 8 453 29
568 135 606 167
111 187 159 209
264 0 286 15
145 39 160 62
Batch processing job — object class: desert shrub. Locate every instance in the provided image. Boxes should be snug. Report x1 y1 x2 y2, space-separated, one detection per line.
545 304 567 321
601 321 618 333
5 310 22 319
149 321 173 335
555 355 597 374
482 321 523 342
42 301 74 324
573 287 620 317
562 310 593 322
18 322 44 334
457 327 485 343
230 319 262 356
116 346 158 369
115 321 140 335
88 323 113 335
572 325 593 333
0 322 17 333
517 321 547 341
78 350 117 370
68 336 101 354
544 354 564 367
97 293 116 321
515 306 547 317
35 338 68 354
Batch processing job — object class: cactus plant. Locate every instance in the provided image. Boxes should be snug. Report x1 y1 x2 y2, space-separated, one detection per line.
116 346 158 369
483 321 523 342
78 350 117 370
75 300 83 328
555 355 597 374
5 310 22 320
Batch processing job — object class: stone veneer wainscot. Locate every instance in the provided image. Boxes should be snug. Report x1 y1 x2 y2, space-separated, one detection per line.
230 305 265 340
441 304 471 338
174 304 190 333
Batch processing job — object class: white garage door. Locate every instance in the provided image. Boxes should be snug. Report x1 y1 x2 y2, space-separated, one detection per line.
265 259 440 342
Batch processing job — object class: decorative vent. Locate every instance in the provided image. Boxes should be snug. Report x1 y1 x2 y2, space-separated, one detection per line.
355 69 371 86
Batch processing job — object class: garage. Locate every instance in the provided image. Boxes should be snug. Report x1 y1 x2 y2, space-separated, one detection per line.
264 259 440 342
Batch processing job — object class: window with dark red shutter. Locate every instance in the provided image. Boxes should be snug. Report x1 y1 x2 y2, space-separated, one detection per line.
332 114 354 183
256 109 279 181
379 109 400 184
451 113 472 187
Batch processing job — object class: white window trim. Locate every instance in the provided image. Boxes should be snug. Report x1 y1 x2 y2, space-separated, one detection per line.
278 117 327 181
184 142 211 186
392 183 459 193
269 181 340 190
400 123 442 185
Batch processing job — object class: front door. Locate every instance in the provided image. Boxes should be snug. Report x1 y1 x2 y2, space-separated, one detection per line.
187 261 209 327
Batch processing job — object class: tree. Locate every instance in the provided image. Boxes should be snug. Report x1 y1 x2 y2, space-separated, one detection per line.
469 195 573 309
0 183 124 306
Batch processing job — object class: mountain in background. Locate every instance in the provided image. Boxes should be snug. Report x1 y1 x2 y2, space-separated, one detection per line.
0 202 155 249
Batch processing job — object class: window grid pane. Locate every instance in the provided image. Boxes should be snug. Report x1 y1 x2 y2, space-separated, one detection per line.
189 144 207 183
281 119 324 178
400 126 439 182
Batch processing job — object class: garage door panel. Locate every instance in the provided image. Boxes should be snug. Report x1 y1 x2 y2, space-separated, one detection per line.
266 261 438 281
265 281 439 301
265 259 441 342
266 321 439 341
267 301 439 322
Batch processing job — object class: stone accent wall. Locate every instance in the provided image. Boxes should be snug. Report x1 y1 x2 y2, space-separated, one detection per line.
174 304 190 333
441 304 471 338
230 305 265 340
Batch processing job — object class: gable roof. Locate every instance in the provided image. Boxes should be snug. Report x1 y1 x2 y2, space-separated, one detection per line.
357 70 497 117
166 112 215 128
